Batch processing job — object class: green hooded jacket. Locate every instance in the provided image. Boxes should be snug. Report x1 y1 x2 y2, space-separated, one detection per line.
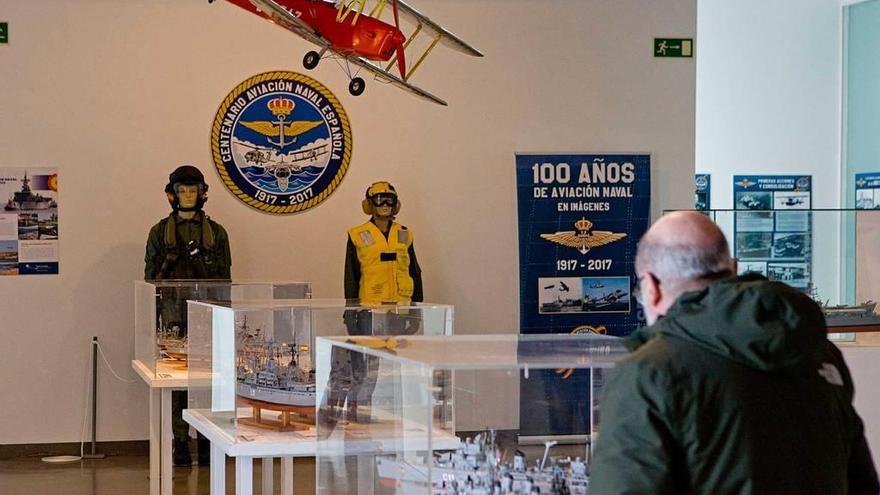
590 275 878 495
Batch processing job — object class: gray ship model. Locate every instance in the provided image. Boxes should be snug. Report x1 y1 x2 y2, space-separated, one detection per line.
810 286 880 328
235 318 316 407
4 172 57 211
375 431 589 494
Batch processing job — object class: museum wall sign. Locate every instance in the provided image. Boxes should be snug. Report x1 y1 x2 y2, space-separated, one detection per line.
211 71 353 214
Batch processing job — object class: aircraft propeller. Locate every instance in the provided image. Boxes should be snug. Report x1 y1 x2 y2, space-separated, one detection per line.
391 0 407 79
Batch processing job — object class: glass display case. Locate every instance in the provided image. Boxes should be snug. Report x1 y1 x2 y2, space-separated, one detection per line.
680 209 880 343
133 280 311 379
185 299 454 448
314 334 629 494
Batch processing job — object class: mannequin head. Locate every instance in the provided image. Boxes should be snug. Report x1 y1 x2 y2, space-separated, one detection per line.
362 181 400 220
165 165 208 212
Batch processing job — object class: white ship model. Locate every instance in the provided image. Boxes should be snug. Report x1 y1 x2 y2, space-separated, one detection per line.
809 286 880 328
235 318 316 407
376 431 589 494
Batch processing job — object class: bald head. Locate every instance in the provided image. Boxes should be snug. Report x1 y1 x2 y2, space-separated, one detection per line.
636 211 734 293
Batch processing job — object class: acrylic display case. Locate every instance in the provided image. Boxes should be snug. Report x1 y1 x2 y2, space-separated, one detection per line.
315 334 629 495
185 299 454 451
133 280 311 379
693 209 880 343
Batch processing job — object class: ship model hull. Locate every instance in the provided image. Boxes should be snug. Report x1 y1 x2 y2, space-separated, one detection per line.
236 381 316 407
823 301 880 328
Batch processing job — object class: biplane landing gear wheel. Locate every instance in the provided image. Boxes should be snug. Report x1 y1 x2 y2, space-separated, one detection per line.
348 77 366 96
303 51 321 70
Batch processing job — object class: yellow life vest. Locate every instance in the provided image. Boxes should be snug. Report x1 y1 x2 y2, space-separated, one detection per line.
348 221 414 304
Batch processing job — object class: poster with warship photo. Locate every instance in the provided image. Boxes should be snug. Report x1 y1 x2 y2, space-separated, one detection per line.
0 167 59 275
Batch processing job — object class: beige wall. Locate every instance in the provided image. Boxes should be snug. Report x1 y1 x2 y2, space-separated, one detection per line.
0 0 695 444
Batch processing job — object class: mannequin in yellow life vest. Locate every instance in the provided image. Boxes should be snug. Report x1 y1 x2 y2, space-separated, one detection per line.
319 181 424 427
344 181 423 304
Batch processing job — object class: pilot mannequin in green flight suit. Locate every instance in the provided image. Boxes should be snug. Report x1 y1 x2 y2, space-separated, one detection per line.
144 165 231 466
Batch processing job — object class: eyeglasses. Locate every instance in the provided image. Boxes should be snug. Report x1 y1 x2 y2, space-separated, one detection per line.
370 194 398 207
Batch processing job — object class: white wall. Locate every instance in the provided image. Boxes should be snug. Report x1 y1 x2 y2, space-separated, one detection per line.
696 0 843 209
0 0 695 444
698 0 880 474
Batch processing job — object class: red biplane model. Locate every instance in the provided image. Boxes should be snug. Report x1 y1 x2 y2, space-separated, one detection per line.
213 0 483 105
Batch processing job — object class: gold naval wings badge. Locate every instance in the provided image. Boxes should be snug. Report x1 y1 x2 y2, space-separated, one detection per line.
540 218 626 255
240 97 323 147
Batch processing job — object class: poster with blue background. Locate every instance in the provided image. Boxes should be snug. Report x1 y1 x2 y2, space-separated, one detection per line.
515 153 650 438
695 173 710 210
733 175 812 290
855 173 880 209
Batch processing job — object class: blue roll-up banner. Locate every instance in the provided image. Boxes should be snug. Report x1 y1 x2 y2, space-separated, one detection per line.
733 175 812 290
855 173 880 209
695 173 710 210
515 153 650 437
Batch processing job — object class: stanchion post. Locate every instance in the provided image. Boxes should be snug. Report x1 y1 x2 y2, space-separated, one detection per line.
83 336 105 459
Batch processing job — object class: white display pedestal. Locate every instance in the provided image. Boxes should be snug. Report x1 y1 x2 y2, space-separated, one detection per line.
183 408 461 495
132 359 189 495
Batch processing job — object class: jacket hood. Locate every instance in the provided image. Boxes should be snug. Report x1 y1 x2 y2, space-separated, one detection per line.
649 274 828 373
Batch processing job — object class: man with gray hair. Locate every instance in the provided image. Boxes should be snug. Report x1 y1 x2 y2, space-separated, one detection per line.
590 211 878 494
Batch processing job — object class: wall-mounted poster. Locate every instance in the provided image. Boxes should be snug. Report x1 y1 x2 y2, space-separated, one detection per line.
515 153 650 438
855 173 880 209
695 173 710 210
733 175 811 290
0 168 59 275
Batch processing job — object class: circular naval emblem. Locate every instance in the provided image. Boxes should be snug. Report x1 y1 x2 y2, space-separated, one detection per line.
211 71 352 214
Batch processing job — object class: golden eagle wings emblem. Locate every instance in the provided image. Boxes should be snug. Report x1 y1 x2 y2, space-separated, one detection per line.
540 218 626 255
240 120 323 138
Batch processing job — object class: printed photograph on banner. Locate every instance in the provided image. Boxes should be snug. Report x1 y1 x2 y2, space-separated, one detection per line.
735 191 772 210
773 191 810 210
772 233 810 259
767 263 810 288
538 277 584 314
735 211 774 232
37 212 58 240
18 213 38 240
0 240 17 275
735 232 772 259
738 261 767 276
774 211 810 232
581 276 631 314
0 213 17 240
856 189 875 210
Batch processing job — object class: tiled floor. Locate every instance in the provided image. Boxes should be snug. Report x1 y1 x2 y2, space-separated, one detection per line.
0 455 316 495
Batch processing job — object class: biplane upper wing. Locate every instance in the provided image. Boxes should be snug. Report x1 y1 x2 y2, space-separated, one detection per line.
348 56 448 106
246 0 331 48
395 0 483 57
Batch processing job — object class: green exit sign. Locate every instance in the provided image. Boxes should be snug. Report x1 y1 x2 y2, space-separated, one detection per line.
0 22 7 44
654 38 692 58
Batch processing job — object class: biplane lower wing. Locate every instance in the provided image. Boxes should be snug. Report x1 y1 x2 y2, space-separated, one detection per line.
247 0 330 49
396 0 483 57
348 56 447 106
